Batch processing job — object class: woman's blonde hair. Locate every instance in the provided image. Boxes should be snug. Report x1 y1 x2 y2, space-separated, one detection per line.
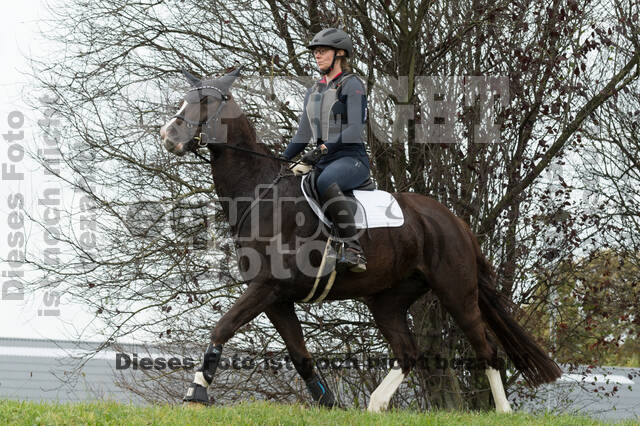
337 51 352 73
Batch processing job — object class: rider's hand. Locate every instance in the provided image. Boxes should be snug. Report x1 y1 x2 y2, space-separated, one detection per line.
300 145 328 165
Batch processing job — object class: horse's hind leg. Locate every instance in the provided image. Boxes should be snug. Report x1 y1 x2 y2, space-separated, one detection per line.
428 264 512 413
184 281 278 405
264 302 337 408
364 279 424 412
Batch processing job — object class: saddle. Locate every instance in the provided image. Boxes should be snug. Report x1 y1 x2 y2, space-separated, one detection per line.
302 168 376 208
300 169 404 230
298 168 375 303
297 168 402 303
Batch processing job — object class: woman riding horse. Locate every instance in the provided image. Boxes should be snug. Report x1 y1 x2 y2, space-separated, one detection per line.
160 37 562 412
281 28 370 273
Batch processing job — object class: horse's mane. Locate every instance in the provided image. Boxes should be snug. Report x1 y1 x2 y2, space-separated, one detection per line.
226 98 280 158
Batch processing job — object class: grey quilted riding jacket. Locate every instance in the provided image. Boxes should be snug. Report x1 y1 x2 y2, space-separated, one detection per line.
283 72 370 168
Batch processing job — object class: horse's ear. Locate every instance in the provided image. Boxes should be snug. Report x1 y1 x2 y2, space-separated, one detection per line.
229 66 242 77
181 69 201 87
216 67 243 94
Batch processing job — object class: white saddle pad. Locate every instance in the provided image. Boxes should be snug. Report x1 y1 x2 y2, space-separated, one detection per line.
301 175 404 229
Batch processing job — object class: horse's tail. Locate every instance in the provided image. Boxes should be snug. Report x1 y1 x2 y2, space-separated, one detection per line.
476 252 562 386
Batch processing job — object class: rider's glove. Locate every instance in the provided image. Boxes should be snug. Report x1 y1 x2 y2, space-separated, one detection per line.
300 145 328 165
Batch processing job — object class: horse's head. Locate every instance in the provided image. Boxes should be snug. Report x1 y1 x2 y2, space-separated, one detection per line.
160 68 241 156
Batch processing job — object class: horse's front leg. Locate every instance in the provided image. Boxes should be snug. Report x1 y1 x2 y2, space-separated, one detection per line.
184 281 278 405
264 302 338 408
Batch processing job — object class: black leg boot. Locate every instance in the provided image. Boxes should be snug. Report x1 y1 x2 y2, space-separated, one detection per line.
305 374 337 408
321 183 367 273
184 343 223 405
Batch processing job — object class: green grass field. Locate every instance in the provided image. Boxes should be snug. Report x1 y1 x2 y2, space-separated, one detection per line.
0 399 631 425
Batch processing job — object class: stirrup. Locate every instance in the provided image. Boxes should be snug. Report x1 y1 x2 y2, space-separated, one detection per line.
337 245 366 273
345 247 367 272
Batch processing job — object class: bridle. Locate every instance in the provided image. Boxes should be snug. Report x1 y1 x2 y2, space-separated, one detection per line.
171 84 229 153
171 85 298 165
170 83 301 238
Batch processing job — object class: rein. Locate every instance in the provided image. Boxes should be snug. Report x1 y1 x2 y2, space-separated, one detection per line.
190 142 300 237
174 84 303 239
172 84 298 165
194 141 298 164
233 171 286 239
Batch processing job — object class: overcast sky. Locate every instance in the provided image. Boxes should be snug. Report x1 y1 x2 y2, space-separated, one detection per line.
0 1 111 342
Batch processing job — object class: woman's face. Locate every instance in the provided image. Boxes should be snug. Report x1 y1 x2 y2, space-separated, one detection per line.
313 47 344 72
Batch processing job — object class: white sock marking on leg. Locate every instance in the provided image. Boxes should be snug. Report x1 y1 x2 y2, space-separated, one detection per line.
486 367 512 413
367 362 406 413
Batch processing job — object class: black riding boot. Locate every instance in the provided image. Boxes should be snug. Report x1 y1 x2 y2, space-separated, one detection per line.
321 183 367 273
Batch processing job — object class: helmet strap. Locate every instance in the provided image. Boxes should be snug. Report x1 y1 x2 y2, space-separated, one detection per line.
319 50 338 75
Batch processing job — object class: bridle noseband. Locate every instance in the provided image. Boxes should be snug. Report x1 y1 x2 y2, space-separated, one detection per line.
171 85 230 150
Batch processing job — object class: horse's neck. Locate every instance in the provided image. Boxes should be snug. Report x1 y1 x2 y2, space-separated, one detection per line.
210 116 279 202
212 151 277 201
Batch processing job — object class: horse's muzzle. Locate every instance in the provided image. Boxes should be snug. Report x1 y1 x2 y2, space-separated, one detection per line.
163 137 188 156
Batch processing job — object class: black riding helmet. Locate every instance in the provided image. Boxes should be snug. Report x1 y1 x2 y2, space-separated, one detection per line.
307 28 353 75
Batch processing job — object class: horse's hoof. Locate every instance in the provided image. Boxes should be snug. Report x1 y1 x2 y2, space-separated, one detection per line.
330 401 346 410
318 392 340 409
183 383 210 406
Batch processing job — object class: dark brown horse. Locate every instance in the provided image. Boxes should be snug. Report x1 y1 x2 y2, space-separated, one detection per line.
160 69 561 412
